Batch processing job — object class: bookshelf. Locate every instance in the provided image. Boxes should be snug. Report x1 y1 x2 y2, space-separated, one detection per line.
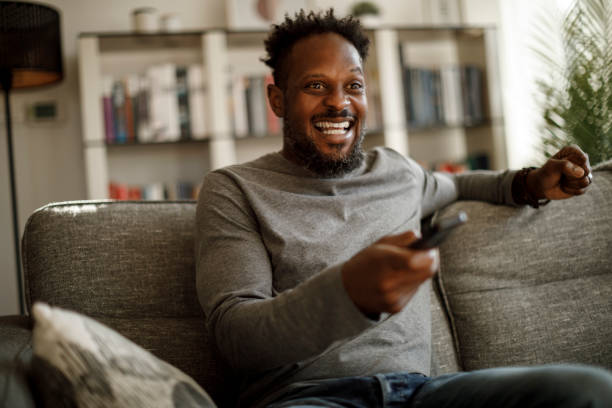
78 25 505 200
374 26 506 171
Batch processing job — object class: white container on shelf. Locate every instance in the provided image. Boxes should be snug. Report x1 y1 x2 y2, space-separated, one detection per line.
132 8 158 33
160 13 182 32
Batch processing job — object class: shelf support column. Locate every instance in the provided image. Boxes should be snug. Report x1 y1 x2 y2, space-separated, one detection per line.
78 36 109 199
374 29 409 157
484 28 507 170
203 31 236 169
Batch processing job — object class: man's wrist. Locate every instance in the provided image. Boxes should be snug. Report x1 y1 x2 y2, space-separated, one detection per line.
512 167 550 209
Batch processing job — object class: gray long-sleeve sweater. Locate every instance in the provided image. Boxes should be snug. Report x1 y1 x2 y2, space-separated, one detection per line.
195 147 517 406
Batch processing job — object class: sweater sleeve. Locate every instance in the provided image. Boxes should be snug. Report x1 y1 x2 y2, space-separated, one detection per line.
453 169 519 205
195 171 377 375
415 162 519 217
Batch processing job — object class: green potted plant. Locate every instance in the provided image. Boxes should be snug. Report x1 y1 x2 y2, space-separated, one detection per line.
350 1 381 28
535 0 612 165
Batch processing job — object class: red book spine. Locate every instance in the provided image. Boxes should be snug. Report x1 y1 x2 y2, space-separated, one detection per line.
109 182 118 199
128 187 142 200
116 184 128 200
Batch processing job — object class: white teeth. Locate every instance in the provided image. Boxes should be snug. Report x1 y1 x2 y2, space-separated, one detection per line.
314 121 350 129
321 129 347 135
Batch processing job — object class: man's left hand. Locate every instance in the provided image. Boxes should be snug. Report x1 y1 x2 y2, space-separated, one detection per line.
528 145 593 201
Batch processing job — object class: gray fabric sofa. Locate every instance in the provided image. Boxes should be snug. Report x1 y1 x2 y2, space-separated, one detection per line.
1 160 611 408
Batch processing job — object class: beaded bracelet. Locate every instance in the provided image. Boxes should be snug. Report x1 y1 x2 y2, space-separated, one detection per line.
513 167 551 209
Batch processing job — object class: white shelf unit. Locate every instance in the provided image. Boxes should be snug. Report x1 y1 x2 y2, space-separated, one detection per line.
385 26 506 170
78 26 505 200
78 31 237 200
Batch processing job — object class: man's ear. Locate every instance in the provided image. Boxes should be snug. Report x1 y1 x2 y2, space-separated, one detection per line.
267 83 284 118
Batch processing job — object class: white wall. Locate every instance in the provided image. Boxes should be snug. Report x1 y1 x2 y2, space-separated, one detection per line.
0 0 559 315
498 0 567 168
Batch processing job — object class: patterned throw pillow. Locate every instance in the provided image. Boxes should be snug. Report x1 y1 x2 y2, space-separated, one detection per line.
30 302 217 408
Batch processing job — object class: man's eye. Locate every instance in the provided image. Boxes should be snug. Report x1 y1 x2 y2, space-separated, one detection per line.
307 82 324 89
348 82 365 92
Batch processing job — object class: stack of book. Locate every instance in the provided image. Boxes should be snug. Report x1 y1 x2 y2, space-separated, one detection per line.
401 65 485 129
102 63 208 144
398 40 485 129
108 181 200 200
229 73 281 138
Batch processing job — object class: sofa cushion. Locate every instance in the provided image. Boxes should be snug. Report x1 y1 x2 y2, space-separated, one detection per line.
437 160 612 371
30 302 216 407
429 276 461 376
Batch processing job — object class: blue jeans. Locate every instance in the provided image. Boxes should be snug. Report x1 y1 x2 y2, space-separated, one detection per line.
266 365 612 408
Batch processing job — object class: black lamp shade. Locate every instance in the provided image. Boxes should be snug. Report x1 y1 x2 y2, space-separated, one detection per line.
0 1 63 89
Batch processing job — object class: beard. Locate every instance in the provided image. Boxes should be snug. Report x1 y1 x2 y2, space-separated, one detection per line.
282 110 366 178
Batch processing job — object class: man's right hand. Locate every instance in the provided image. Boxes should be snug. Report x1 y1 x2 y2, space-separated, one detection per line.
341 231 438 317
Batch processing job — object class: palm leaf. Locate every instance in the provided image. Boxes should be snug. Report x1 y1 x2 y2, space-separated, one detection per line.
535 0 612 164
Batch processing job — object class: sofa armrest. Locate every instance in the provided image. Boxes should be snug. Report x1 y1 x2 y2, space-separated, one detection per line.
0 315 36 408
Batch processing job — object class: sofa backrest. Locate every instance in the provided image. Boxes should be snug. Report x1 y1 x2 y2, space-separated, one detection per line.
21 201 234 406
21 200 459 407
436 160 612 371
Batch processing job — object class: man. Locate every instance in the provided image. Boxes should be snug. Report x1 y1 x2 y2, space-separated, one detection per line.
195 9 611 408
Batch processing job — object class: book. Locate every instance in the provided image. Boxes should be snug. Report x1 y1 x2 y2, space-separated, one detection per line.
109 182 129 200
111 80 127 143
264 74 281 135
142 183 165 200
402 63 485 128
231 74 249 138
136 74 154 142
460 66 484 126
466 152 490 170
146 65 165 141
127 187 142 200
176 181 195 199
412 68 425 127
436 161 468 173
147 64 180 142
123 76 138 143
110 181 197 200
365 68 383 132
440 66 463 126
402 67 413 126
467 66 484 124
160 63 181 141
421 69 434 126
101 76 115 144
176 66 191 140
432 69 444 124
187 64 208 140
246 75 267 136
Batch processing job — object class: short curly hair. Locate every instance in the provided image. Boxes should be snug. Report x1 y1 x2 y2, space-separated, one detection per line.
262 8 370 89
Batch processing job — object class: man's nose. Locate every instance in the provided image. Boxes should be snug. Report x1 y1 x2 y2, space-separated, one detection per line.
323 87 350 110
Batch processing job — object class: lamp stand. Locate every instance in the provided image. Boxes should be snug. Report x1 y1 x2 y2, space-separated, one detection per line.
1 69 25 315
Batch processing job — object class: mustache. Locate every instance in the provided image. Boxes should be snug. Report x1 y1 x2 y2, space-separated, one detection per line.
312 109 356 121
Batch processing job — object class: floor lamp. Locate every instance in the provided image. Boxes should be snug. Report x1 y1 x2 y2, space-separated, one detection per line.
0 2 63 314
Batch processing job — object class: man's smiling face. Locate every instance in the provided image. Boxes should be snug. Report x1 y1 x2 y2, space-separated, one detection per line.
270 32 368 177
